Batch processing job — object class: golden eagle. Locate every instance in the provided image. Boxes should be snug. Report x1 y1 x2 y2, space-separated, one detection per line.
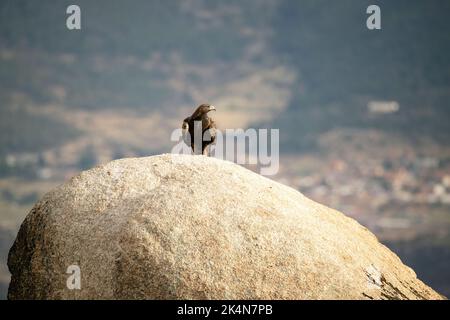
182 104 216 155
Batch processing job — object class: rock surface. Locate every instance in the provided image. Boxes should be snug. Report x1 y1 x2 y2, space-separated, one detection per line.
8 154 444 299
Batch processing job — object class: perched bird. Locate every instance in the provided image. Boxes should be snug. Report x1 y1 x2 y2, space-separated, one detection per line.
182 103 217 155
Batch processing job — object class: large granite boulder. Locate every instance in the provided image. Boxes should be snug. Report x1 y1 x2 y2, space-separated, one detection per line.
7 154 444 299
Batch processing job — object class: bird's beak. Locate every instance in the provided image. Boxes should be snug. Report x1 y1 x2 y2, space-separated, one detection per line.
208 105 216 112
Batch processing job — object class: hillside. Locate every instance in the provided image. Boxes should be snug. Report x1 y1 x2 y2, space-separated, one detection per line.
1 0 449 154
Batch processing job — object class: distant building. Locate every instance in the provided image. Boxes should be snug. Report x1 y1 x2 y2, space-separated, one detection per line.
367 101 400 114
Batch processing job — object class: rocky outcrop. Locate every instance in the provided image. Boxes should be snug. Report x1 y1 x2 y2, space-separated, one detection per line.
7 154 444 299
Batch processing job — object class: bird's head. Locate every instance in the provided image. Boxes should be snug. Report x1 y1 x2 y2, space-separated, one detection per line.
192 103 216 118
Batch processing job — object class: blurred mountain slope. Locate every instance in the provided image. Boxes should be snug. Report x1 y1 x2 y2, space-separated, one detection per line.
268 0 450 151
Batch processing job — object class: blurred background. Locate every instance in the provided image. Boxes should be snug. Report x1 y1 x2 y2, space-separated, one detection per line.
0 0 449 299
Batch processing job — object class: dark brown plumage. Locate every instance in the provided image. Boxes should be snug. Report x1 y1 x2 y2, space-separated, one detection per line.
182 103 217 155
